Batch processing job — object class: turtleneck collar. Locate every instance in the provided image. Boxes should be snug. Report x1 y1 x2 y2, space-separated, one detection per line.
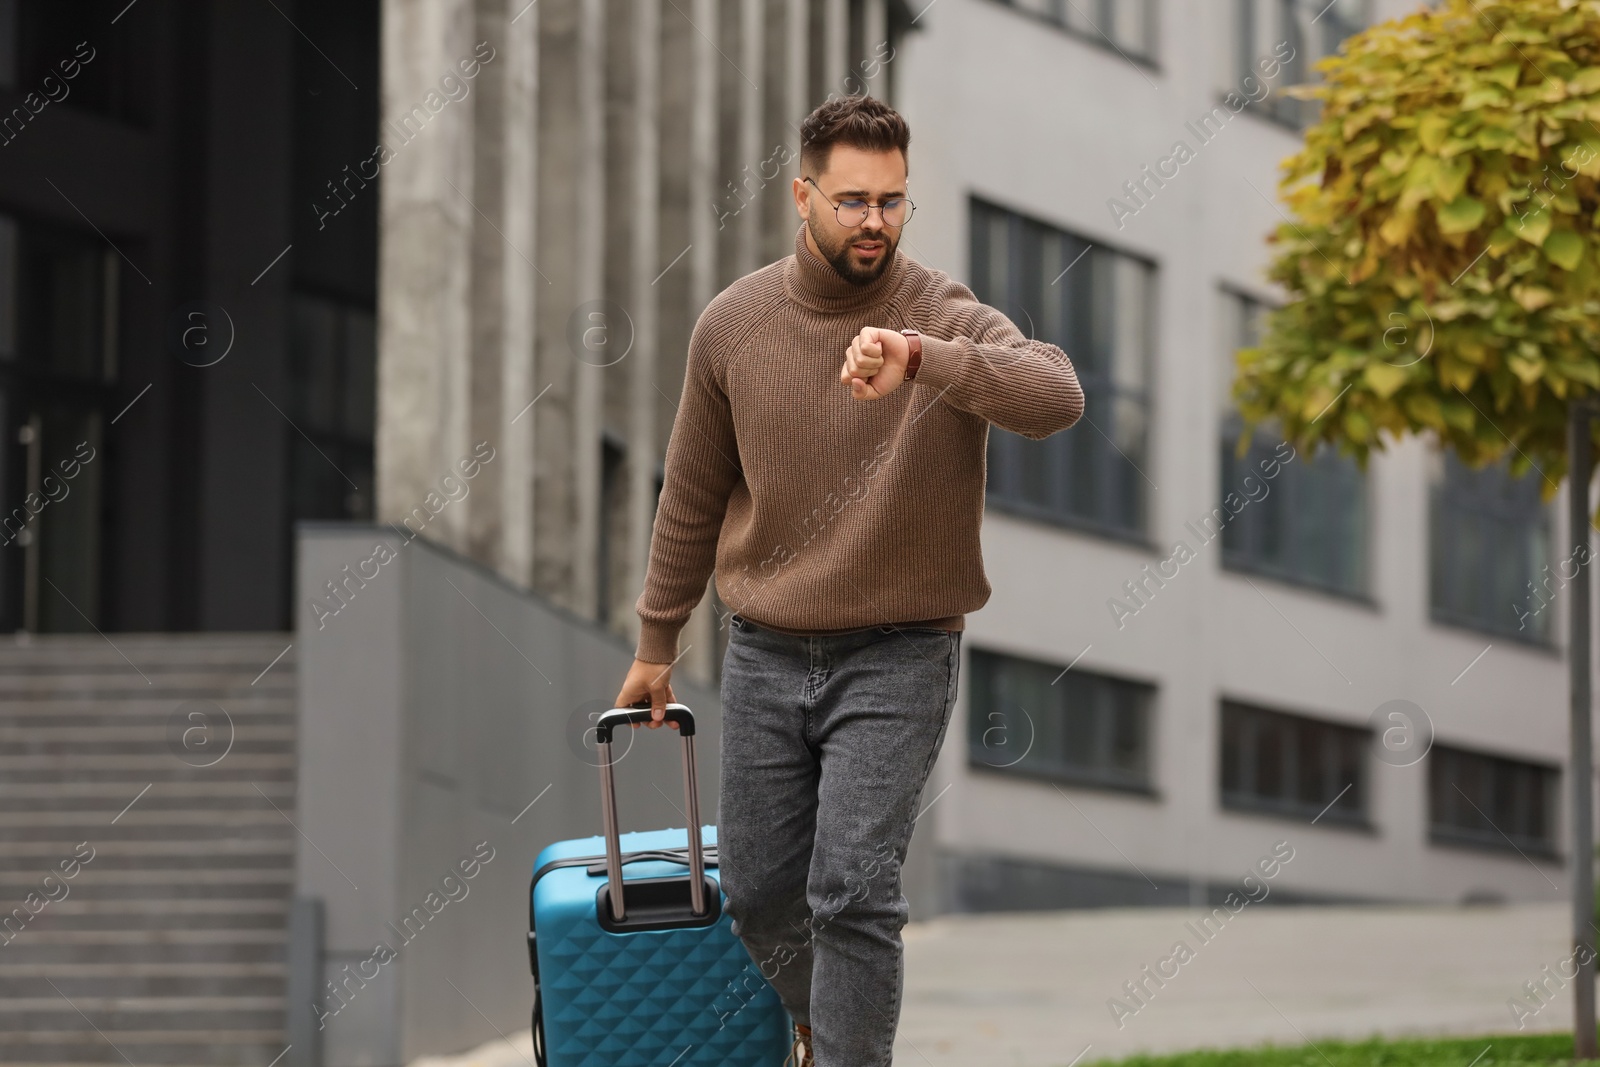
783 222 908 314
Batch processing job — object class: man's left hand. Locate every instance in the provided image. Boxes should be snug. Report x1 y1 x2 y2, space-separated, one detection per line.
840 326 911 400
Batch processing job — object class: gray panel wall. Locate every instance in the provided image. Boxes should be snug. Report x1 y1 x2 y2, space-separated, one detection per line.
294 522 732 1065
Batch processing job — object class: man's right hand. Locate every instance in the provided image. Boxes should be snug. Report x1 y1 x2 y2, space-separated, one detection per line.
615 658 679 730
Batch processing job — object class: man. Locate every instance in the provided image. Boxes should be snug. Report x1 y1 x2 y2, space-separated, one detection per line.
613 94 1083 1065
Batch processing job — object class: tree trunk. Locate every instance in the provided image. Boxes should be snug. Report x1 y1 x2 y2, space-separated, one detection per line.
1570 400 1596 1061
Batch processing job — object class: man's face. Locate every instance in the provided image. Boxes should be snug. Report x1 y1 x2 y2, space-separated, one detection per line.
798 144 908 286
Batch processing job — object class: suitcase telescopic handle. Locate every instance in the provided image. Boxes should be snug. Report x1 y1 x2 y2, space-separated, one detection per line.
594 702 707 922
594 705 695 742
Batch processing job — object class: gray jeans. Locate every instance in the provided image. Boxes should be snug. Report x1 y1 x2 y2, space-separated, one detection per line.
715 612 961 1067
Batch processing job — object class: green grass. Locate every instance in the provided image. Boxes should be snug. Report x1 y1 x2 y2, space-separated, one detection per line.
1081 1030 1600 1066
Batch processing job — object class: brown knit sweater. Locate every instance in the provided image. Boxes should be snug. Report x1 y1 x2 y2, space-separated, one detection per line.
632 223 1085 664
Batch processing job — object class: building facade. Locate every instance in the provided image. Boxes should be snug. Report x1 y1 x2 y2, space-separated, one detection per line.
899 0 1569 910
373 0 1573 912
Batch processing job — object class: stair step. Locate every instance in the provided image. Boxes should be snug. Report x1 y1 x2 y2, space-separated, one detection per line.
1 799 295 815
0 977 283 997
0 870 293 888
0 633 298 1063
0 929 285 945
0 698 292 712
0 810 294 827
0 892 289 910
8 913 285 933
0 727 296 744
1 871 293 889
0 775 294 790
0 1044 286 1067
0 702 293 718
0 996 284 1011
0 631 292 657
0 844 291 859
0 755 294 770
0 1023 286 1043
0 782 294 799
0 963 286 977
28 901 287 916
0 1051 284 1067
0 946 284 966
0 657 293 673
0 749 293 765
0 1025 287 1047
0 841 294 858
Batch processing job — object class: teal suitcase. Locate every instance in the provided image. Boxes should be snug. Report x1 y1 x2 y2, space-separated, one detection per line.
528 703 792 1065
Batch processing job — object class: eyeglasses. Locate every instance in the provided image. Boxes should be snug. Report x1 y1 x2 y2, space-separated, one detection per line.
805 177 915 228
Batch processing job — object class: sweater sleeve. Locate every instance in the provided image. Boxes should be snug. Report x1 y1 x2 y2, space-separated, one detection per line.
910 276 1085 440
633 313 743 664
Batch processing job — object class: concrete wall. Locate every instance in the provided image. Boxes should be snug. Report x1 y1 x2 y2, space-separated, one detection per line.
294 522 751 1065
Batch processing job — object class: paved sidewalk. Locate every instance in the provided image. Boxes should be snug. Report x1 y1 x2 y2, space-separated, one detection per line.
898 901 1574 1065
414 902 1579 1067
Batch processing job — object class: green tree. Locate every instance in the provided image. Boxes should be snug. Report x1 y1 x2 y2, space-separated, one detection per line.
1231 1 1600 1058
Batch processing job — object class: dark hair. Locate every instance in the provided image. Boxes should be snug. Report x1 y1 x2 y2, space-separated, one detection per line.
798 94 910 180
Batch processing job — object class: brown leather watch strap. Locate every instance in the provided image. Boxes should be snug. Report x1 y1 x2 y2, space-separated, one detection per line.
901 328 922 382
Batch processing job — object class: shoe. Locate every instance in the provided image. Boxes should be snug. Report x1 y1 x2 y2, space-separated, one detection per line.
782 1022 813 1066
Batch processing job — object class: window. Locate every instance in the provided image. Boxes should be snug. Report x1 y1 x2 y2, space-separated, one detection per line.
971 197 1154 539
1218 289 1367 596
598 433 626 625
0 0 149 126
967 647 1153 792
1429 744 1557 855
1232 0 1367 128
287 293 375 523
1429 452 1550 642
999 0 1158 64
1220 700 1367 825
0 1 15 91
0 213 115 634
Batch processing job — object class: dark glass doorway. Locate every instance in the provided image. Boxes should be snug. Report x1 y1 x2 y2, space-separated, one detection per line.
0 214 115 633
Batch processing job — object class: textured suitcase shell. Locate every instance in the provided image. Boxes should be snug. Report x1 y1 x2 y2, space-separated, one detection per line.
530 825 793 1064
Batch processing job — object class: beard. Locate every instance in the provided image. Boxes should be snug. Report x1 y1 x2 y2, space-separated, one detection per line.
808 215 897 286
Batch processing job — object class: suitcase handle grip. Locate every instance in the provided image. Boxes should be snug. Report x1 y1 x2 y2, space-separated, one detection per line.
595 702 706 923
594 704 695 743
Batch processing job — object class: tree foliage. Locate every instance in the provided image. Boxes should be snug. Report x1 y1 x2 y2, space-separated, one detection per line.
1233 0 1600 493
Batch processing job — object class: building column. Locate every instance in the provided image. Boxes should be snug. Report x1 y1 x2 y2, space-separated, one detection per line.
737 0 765 278
862 0 887 98
627 0 662 642
759 0 805 265
787 0 809 131
497 0 539 588
778 0 808 264
461 0 537 583
824 0 848 99
377 0 477 553
681 0 721 683
572 0 604 618
533 0 599 615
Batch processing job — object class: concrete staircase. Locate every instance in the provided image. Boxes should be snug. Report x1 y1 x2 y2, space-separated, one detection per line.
0 633 298 1066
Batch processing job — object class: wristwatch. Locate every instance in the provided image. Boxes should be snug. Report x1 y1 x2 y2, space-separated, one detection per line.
901 328 922 382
